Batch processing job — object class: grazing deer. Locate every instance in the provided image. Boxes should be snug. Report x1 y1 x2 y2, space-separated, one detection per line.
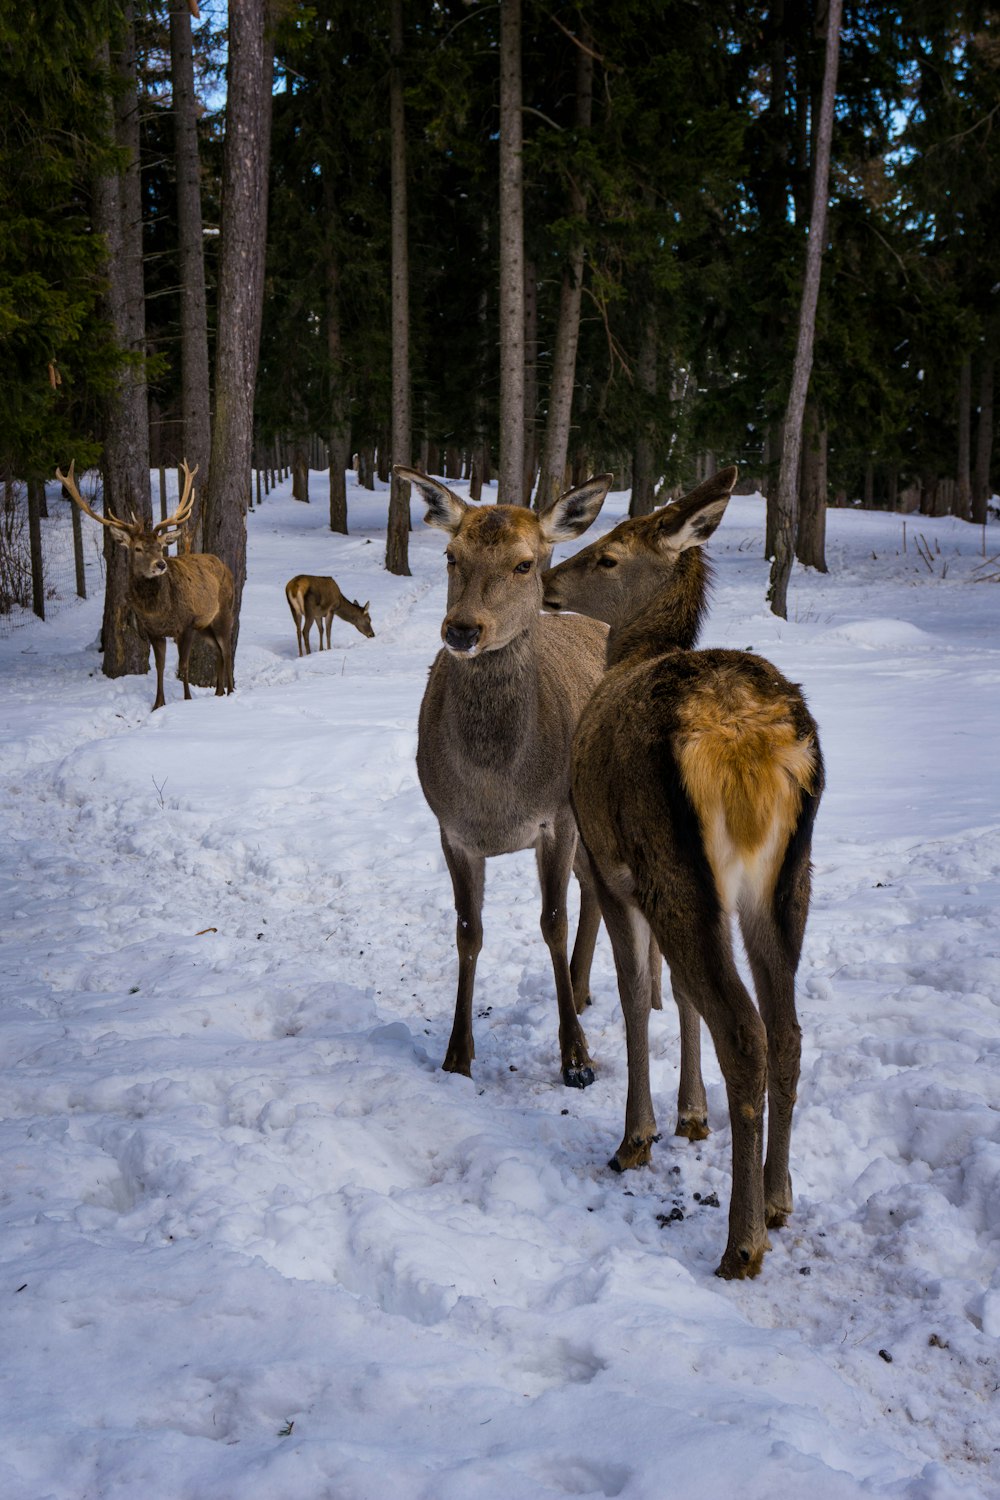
56 461 235 712
395 464 614 1088
543 467 824 1278
285 575 374 656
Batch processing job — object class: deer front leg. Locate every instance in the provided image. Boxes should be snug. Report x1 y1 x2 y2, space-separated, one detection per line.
439 831 485 1078
150 636 168 711
537 816 594 1088
569 846 601 1015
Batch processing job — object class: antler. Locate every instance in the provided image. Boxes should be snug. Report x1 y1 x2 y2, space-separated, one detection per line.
55 461 135 533
154 459 199 537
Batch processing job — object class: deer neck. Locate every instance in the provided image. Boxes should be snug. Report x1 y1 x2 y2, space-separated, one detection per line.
439 621 540 768
606 550 710 668
130 568 175 633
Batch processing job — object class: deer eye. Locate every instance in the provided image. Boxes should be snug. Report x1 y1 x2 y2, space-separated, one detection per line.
598 555 618 569
514 560 532 575
445 551 456 566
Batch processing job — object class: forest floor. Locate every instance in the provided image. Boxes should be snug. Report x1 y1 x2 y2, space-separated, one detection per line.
0 473 997 1499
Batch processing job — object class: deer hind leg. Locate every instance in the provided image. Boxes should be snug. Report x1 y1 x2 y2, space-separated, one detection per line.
439 832 485 1078
569 845 601 1014
323 612 333 650
150 635 168 711
739 868 810 1230
302 606 316 654
672 932 768 1279
593 877 658 1167
537 816 596 1088
674 984 710 1141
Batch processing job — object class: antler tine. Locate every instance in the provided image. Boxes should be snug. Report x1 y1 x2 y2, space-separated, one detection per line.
54 459 110 531
55 462 137 534
155 459 199 535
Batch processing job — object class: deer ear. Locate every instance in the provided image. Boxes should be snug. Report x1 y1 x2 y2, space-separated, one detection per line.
539 474 612 544
650 466 737 552
362 601 369 612
393 465 467 534
108 523 134 549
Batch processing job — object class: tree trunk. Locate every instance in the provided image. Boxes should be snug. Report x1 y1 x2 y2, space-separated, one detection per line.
535 28 593 513
795 402 828 570
195 0 273 681
95 8 151 678
292 448 309 501
27 478 44 619
169 0 211 526
386 0 412 574
972 341 995 526
769 0 841 618
523 257 538 504
630 303 658 517
956 351 972 519
498 0 525 504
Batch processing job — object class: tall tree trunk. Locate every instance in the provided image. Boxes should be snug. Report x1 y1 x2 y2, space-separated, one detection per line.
498 0 525 504
629 304 658 517
386 0 412 574
795 401 828 570
956 351 972 519
972 339 995 526
196 0 273 680
169 0 211 520
535 27 593 512
327 249 350 534
96 8 151 678
768 0 841 619
27 478 44 620
523 257 538 504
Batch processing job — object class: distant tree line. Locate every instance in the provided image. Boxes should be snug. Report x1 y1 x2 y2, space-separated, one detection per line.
1 1 996 663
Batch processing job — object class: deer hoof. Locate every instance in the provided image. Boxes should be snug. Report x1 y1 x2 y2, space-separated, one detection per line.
675 1113 710 1141
609 1133 655 1172
562 1063 595 1089
441 1052 473 1079
715 1237 768 1280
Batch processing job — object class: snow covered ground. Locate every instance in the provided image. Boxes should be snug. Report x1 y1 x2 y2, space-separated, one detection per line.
1 470 997 1500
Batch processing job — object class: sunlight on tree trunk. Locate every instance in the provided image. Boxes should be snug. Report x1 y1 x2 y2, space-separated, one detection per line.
769 0 842 620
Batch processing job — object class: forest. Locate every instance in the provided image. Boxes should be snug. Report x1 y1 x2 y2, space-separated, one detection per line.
1 0 998 656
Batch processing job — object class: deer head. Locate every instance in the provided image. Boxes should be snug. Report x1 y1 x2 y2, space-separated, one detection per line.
543 467 738 635
395 465 611 656
56 461 199 579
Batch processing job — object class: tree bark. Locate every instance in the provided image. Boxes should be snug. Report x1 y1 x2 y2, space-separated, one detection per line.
972 341 995 526
630 305 658 517
956 351 972 519
386 0 412 574
27 478 44 620
196 0 273 678
169 0 211 523
795 401 828 569
498 0 525 504
535 28 593 513
768 0 841 618
96 7 152 677
523 257 538 504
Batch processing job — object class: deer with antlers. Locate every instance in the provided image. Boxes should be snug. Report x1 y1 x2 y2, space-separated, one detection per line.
56 461 235 711
543 467 824 1279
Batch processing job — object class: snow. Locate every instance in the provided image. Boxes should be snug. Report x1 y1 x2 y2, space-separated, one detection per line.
1 472 997 1500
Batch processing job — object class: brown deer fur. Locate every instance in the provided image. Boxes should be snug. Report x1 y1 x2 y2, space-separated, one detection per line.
396 463 613 1088
285 575 375 655
543 467 824 1278
57 461 234 711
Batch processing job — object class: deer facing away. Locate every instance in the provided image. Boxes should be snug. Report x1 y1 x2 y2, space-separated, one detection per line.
285 575 374 655
57 461 234 712
395 464 613 1089
543 467 824 1278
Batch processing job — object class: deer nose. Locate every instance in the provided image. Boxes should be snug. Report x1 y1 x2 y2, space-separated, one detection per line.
444 622 482 653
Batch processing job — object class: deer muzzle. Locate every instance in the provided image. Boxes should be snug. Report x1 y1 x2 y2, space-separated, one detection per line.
444 622 482 654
